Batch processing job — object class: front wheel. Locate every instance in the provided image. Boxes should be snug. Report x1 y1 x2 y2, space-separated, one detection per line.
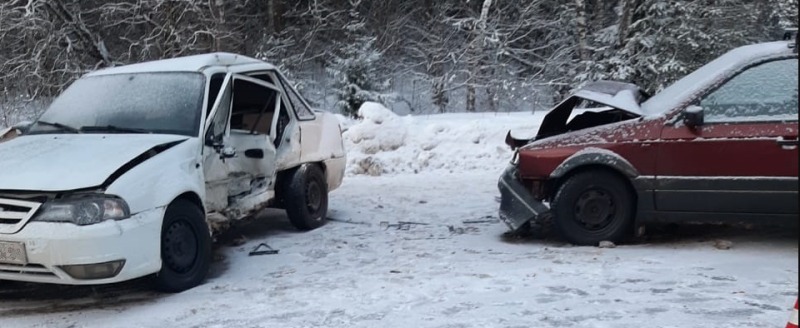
551 170 635 245
152 199 211 292
283 164 329 231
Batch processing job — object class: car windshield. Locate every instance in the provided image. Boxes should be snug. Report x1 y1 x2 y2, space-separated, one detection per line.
29 72 205 136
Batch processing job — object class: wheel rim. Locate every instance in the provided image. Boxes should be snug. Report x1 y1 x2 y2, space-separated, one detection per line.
306 179 322 216
163 219 198 274
573 188 616 231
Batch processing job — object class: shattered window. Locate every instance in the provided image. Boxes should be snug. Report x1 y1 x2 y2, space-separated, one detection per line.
700 59 798 123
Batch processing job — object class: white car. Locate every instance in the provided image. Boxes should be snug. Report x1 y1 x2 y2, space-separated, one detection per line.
0 53 346 292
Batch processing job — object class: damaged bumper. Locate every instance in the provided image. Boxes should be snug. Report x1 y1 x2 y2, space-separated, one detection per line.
497 165 550 231
0 208 163 285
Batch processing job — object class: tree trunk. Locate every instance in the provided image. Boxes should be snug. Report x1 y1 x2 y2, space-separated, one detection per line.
466 85 476 112
617 0 635 49
575 0 590 62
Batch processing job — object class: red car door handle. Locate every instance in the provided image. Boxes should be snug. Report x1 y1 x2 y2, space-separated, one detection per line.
777 137 798 147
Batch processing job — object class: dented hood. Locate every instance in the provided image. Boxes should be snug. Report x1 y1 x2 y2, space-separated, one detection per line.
571 81 645 115
0 134 188 192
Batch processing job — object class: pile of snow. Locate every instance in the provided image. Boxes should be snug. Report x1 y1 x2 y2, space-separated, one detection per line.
341 102 545 176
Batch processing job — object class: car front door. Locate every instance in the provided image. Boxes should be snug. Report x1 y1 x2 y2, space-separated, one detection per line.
655 57 799 217
203 73 281 214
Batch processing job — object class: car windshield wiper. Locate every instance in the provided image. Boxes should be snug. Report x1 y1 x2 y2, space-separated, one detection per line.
35 121 80 133
80 125 152 134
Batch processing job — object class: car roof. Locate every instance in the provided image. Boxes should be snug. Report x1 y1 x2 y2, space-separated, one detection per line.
641 41 797 116
85 52 275 77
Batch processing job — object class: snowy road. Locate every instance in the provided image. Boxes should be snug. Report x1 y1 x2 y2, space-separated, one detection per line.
1 170 797 328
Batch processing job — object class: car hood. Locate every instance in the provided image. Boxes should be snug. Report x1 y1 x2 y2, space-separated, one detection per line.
0 134 189 192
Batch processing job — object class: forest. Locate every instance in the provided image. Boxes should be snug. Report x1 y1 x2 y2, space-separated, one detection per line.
0 0 797 124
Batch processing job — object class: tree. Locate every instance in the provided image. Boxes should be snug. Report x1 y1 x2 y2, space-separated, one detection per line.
328 0 387 118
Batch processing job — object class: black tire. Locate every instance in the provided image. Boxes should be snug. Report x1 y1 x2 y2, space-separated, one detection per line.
152 199 211 293
283 164 328 231
551 169 635 245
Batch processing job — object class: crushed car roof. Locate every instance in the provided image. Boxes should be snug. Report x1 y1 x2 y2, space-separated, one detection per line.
86 52 274 77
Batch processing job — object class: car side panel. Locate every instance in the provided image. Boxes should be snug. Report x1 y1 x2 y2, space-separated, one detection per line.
298 113 346 191
656 121 799 214
106 138 206 214
517 118 663 180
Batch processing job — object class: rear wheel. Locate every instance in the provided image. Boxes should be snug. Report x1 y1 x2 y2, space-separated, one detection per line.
551 170 635 245
283 164 328 231
152 199 211 292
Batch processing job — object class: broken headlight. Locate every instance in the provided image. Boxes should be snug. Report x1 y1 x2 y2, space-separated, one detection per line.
32 195 130 226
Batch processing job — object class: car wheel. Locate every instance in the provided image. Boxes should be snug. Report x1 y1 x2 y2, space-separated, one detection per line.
551 170 634 245
283 164 328 231
152 199 211 293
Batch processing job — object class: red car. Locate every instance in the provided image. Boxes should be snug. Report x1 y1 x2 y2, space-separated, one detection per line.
498 38 798 245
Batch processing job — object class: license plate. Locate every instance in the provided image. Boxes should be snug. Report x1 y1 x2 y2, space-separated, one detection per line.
0 241 27 265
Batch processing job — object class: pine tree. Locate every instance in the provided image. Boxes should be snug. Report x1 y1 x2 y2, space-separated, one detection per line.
327 0 388 118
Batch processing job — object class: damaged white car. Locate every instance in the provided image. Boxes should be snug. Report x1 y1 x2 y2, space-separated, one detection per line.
0 53 346 292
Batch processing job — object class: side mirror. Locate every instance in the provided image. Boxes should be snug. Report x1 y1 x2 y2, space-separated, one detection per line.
683 105 704 128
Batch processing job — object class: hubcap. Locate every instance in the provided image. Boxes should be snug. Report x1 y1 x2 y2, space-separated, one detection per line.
306 180 322 215
163 220 198 274
574 189 616 230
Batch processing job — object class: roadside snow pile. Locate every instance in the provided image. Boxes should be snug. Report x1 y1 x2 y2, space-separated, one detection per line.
342 102 545 176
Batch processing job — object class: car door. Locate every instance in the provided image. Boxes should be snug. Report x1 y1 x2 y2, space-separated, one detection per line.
247 70 302 170
655 58 799 216
203 73 280 213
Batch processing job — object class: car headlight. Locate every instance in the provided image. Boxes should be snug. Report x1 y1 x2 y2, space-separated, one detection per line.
32 195 130 226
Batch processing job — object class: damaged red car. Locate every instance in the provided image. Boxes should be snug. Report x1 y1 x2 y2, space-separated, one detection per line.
498 39 798 245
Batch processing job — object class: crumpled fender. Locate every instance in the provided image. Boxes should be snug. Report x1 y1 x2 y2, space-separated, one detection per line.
549 147 639 179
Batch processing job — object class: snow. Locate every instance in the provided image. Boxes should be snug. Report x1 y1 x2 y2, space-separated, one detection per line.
86 52 271 77
0 107 797 328
342 102 544 175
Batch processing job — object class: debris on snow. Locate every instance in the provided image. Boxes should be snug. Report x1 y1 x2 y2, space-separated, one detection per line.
713 239 734 250
598 240 617 248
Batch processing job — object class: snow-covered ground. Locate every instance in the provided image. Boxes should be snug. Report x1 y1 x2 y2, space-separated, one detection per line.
0 106 797 328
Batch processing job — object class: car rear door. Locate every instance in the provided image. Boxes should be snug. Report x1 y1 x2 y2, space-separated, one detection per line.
655 57 799 216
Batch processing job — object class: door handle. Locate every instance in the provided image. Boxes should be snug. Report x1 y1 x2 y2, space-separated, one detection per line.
244 149 264 159
777 137 798 149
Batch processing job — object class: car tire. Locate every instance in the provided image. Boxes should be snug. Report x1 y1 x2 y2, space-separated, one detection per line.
283 164 328 231
152 199 211 293
551 169 634 245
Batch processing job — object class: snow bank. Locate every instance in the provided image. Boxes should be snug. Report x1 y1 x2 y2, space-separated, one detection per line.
342 102 545 176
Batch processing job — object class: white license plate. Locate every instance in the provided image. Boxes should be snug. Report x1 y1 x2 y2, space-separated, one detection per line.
0 241 27 265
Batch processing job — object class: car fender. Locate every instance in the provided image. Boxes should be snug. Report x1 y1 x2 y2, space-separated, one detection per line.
549 147 639 180
297 112 346 190
106 138 205 214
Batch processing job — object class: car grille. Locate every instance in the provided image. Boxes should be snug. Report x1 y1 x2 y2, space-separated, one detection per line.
0 263 56 277
0 197 41 234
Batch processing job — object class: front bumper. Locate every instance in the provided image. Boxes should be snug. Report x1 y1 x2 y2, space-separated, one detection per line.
497 165 550 231
0 208 163 285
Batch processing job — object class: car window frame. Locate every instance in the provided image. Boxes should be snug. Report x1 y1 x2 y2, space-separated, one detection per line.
203 72 234 148
665 55 799 126
696 57 798 124
274 71 316 121
230 74 284 143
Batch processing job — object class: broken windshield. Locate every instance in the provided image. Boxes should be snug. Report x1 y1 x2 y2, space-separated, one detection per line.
29 72 205 137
